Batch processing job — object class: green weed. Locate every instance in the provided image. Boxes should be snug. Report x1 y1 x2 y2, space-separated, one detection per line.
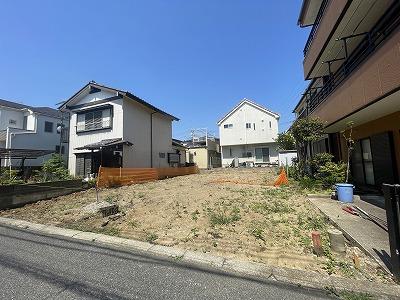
209 206 241 226
145 232 158 243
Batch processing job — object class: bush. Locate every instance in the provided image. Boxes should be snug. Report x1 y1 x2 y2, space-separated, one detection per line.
289 157 305 180
315 161 346 188
34 154 71 182
291 152 346 188
310 153 334 175
0 169 24 185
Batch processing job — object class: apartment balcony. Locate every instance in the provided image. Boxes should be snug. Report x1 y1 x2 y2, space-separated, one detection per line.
304 4 400 128
302 0 395 80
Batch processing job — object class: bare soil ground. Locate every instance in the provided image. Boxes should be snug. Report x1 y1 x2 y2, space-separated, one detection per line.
0 168 392 283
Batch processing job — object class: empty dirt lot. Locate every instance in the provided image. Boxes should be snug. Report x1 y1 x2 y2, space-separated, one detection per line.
0 167 391 283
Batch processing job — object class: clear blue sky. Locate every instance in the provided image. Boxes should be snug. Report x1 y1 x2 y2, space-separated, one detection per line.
0 0 310 140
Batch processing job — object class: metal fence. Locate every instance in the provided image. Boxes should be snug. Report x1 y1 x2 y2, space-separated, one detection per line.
382 184 400 281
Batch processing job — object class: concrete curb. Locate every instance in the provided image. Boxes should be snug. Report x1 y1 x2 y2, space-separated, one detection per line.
0 217 399 299
308 197 392 275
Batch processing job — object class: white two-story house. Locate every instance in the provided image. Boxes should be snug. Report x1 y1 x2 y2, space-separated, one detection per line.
59 82 179 177
0 99 68 168
217 99 280 167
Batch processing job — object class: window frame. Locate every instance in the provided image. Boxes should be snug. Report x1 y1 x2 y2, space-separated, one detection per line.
76 105 113 133
223 123 233 129
44 121 54 133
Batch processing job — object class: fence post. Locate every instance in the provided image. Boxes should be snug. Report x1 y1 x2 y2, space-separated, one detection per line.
382 184 400 281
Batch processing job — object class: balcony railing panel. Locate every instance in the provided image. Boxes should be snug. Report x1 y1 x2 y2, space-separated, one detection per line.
306 3 400 115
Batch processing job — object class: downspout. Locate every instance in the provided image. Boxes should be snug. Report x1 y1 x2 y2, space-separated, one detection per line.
150 112 157 168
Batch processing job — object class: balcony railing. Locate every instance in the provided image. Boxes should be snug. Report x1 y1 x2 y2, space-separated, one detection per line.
303 0 330 57
305 3 400 114
76 119 111 133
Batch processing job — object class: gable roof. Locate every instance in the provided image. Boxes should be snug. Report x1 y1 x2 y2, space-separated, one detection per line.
217 98 280 125
59 81 179 121
0 98 62 119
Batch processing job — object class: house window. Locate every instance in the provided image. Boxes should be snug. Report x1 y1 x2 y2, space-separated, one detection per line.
229 148 232 157
224 124 233 129
246 123 251 129
9 119 17 125
253 123 256 130
159 152 166 158
76 106 112 133
45 121 53 132
269 121 272 128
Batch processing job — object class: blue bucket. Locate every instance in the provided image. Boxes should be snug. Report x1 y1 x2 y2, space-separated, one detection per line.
336 183 354 203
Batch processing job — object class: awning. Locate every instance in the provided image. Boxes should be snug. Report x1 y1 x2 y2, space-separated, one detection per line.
0 148 54 159
75 138 133 150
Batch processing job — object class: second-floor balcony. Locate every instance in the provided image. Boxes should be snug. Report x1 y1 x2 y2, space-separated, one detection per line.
302 2 400 117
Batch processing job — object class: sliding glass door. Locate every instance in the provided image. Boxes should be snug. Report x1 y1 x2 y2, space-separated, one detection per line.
255 148 269 163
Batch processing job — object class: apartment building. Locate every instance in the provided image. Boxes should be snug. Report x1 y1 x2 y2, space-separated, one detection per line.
293 0 400 188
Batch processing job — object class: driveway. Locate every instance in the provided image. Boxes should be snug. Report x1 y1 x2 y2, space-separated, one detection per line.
0 225 332 300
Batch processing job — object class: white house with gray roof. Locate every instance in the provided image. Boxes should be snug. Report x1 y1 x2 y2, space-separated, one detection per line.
59 81 179 177
0 99 68 168
217 99 280 167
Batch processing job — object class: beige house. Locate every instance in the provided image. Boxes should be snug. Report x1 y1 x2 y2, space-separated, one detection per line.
59 81 179 177
183 138 221 169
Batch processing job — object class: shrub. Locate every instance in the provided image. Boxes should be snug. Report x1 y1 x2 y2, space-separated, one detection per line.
34 154 71 182
0 169 24 185
315 161 346 188
310 153 334 175
297 176 322 190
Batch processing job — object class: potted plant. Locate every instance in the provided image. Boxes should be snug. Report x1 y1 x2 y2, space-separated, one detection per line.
336 121 355 202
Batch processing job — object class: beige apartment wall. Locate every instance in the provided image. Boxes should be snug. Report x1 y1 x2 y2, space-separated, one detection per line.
311 27 400 126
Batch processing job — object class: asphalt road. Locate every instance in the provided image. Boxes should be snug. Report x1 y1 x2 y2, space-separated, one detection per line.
0 225 333 300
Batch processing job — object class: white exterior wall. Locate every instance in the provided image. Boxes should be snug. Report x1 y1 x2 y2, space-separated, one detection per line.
221 143 278 167
66 87 175 175
218 101 280 167
219 102 278 146
68 99 124 175
122 99 172 168
278 151 298 167
0 107 25 130
151 113 173 168
2 113 67 167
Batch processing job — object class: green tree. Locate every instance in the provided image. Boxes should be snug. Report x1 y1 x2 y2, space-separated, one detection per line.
291 117 325 175
39 154 71 182
275 131 296 150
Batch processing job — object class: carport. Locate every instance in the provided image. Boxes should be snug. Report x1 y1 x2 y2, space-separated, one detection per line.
0 148 54 173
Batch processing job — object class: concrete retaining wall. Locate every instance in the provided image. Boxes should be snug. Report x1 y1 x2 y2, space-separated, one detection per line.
0 179 85 209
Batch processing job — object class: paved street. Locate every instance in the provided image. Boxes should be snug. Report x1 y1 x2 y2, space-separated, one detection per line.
0 225 332 300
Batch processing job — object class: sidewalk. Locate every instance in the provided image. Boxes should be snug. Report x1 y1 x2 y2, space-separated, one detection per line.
309 195 391 274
